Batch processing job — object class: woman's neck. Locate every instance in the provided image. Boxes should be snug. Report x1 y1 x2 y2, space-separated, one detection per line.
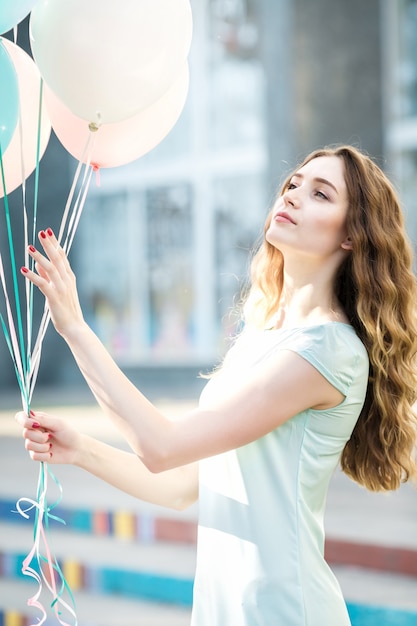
271 268 348 329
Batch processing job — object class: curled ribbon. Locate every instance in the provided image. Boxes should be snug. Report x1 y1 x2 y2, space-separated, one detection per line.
15 462 77 625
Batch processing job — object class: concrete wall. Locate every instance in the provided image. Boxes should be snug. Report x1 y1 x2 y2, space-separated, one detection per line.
260 0 383 189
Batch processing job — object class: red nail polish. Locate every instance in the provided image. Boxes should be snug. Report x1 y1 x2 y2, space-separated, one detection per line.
47 228 53 237
47 433 52 440
40 230 46 239
21 266 28 274
30 410 36 417
50 452 53 458
29 245 36 253
32 422 40 428
49 442 53 448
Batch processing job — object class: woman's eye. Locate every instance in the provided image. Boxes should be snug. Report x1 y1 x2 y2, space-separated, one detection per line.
315 190 328 200
287 183 297 190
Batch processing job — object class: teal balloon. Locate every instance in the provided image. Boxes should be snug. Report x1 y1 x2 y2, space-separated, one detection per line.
0 0 37 35
0 39 19 155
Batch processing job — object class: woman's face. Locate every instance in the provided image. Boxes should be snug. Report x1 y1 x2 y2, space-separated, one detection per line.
266 155 352 262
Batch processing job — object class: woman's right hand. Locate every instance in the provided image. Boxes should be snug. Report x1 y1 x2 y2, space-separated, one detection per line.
15 409 82 465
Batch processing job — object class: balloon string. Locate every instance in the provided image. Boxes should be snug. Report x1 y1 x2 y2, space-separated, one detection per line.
64 164 94 254
32 78 43 244
0 108 94 626
0 313 26 398
29 156 93 400
25 77 44 380
56 132 95 246
16 463 78 626
0 113 82 626
0 251 25 385
0 145 27 371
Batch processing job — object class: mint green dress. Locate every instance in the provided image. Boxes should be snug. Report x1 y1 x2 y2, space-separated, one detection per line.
192 323 369 626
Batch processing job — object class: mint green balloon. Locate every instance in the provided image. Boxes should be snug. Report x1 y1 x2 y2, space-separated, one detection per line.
0 1 37 35
0 39 19 155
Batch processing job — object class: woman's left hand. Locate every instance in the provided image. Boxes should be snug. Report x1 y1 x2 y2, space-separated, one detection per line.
21 228 86 339
15 409 83 465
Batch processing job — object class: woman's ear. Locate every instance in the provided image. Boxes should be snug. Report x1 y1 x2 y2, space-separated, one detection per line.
341 236 353 251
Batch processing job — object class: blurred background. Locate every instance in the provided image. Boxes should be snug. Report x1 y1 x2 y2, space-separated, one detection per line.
1 0 417 399
1 3 417 625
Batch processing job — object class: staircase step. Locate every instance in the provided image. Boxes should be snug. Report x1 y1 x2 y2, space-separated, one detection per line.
0 579 192 626
2 528 417 626
0 497 197 545
0 522 195 604
2 496 417 579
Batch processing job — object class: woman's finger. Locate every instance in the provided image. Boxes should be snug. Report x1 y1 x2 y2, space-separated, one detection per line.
15 410 41 429
24 434 52 454
26 446 54 463
37 228 74 279
26 238 63 285
20 263 50 293
35 260 50 281
16 410 54 432
22 424 49 442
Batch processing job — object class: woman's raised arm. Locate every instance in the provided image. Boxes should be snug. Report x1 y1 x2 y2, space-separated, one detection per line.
21 228 343 472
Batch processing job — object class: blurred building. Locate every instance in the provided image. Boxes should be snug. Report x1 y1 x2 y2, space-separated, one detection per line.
0 0 416 392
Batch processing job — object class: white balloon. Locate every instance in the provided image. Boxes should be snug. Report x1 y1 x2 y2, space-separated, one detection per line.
30 0 193 124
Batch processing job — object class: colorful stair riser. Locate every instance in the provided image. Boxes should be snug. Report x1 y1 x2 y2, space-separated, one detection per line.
1 499 416 576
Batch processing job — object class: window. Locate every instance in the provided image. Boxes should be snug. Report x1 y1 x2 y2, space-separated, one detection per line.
79 0 267 365
383 0 417 250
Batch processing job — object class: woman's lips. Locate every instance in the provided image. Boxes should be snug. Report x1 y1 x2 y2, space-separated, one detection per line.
274 211 296 224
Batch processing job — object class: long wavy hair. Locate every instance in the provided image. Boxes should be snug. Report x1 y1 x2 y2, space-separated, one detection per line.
244 145 417 492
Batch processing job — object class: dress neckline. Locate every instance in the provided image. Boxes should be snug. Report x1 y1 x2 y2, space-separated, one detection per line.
263 320 353 332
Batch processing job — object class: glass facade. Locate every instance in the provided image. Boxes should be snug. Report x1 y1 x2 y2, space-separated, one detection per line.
79 0 267 365
384 0 417 249
398 0 417 117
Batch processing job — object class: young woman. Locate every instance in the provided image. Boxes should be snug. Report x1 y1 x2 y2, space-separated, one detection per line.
16 145 417 626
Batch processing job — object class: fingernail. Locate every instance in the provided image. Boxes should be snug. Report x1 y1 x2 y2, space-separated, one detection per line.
49 442 53 448
21 266 28 274
32 422 41 428
47 228 53 237
29 245 36 253
47 433 52 440
30 410 36 417
50 452 53 458
40 230 46 239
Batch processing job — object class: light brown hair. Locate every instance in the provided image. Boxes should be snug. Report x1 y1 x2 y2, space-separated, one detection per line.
245 145 417 491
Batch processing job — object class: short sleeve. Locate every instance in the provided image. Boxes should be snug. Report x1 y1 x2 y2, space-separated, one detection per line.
284 323 369 397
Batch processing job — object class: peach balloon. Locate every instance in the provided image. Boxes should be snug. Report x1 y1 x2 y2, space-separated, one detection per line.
45 65 189 169
0 38 51 198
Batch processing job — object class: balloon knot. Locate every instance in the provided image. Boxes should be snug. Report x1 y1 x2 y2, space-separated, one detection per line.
91 163 101 187
88 122 100 132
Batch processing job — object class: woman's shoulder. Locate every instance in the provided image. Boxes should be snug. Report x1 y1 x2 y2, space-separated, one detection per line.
225 321 368 367
280 321 368 360
281 322 369 393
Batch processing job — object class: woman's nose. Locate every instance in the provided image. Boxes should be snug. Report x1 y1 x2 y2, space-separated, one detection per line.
283 189 298 208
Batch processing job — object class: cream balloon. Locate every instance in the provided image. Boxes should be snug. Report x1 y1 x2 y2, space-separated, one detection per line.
45 65 189 169
0 38 51 198
30 0 193 125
